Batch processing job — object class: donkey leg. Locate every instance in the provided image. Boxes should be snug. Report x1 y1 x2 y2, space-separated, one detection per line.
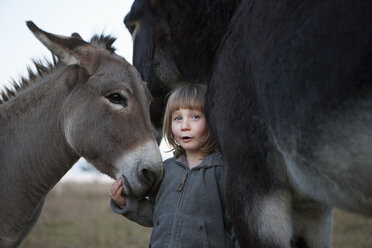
224 147 294 248
291 200 333 248
226 178 293 247
251 191 294 247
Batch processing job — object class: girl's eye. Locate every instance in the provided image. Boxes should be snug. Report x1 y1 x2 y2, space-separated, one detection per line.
192 115 200 119
173 116 182 121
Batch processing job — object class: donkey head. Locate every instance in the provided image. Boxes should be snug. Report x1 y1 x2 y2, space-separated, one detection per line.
27 21 163 198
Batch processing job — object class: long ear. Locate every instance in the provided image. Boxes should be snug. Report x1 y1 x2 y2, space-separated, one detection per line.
26 21 96 73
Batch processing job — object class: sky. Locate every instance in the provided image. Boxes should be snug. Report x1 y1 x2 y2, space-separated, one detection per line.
0 0 134 90
0 0 172 180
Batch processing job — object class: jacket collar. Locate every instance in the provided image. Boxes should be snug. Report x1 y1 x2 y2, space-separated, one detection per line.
175 152 223 169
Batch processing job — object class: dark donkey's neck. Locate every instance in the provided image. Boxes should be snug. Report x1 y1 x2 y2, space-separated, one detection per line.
0 65 80 244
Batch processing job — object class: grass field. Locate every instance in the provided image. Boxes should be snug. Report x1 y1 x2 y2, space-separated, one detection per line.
21 182 371 247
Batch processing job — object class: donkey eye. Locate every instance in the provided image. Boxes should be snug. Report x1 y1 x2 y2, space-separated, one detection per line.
106 93 127 107
127 25 135 35
125 20 136 36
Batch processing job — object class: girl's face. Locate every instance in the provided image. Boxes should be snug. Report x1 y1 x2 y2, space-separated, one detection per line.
171 108 208 154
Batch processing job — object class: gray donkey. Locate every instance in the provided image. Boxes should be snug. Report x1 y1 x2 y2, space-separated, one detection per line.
0 21 163 247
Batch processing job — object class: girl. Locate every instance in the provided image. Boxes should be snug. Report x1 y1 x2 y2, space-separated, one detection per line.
110 84 238 247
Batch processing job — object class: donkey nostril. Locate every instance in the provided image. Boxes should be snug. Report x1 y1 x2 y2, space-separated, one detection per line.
138 167 156 187
141 168 150 180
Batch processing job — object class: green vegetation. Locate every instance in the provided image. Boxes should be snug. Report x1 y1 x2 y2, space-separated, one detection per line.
21 183 371 247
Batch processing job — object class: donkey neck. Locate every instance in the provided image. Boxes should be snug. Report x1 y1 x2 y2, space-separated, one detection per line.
0 65 80 215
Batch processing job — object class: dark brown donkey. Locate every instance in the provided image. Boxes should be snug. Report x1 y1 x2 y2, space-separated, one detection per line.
0 21 163 247
124 1 371 247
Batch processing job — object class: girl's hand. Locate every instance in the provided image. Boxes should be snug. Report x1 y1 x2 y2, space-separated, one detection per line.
110 178 127 209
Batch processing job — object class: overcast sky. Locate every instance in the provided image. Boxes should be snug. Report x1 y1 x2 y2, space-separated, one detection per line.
0 0 172 173
0 0 134 90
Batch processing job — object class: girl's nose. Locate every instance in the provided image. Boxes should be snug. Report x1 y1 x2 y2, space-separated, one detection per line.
181 119 190 130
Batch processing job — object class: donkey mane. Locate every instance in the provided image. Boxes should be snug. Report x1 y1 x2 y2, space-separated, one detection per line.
0 33 117 105
90 33 117 53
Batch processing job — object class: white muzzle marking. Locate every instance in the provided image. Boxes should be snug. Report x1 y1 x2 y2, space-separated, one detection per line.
115 140 163 197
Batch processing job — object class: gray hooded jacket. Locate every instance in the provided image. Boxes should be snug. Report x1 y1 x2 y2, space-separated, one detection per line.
111 152 238 248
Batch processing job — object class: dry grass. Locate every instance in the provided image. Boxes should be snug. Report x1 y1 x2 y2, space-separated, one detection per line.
21 183 371 247
21 183 151 248
332 209 372 247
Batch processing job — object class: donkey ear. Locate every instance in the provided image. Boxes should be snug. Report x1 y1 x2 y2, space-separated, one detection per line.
26 21 89 66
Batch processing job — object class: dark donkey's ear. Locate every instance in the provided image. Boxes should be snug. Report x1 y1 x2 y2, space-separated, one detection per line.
26 21 98 75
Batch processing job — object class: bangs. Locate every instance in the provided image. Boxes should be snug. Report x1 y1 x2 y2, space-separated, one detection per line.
166 84 206 116
167 93 205 115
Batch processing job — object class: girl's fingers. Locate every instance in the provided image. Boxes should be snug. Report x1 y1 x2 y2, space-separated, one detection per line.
117 186 123 197
110 182 126 209
115 178 122 188
110 178 122 197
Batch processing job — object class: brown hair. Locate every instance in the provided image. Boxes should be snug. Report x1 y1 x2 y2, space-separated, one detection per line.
163 84 216 158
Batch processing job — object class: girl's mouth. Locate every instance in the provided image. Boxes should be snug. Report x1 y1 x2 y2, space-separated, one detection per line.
181 136 192 142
